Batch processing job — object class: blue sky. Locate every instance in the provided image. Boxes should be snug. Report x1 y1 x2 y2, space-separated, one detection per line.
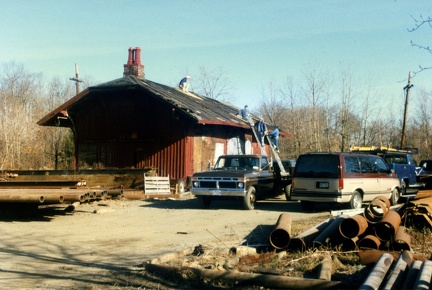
1 0 431 112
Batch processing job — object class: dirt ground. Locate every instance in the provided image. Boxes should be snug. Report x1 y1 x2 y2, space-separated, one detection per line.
0 194 331 289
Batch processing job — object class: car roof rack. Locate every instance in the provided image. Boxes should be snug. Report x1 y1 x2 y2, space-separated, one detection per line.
349 145 418 154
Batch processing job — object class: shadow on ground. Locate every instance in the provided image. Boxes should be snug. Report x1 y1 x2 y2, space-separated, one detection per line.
140 194 342 214
0 203 74 222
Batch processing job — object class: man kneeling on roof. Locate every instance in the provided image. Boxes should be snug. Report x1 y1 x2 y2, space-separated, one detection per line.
179 76 190 92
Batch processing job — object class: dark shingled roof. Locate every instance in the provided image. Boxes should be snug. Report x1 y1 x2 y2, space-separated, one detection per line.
38 75 251 129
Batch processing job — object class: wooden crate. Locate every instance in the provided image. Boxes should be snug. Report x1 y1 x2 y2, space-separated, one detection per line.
144 175 171 195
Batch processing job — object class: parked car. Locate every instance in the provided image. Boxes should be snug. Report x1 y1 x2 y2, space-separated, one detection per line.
191 154 291 210
350 146 423 193
291 152 401 210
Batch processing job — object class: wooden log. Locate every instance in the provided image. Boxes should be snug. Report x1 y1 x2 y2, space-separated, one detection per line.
145 263 340 289
318 255 333 281
149 246 196 264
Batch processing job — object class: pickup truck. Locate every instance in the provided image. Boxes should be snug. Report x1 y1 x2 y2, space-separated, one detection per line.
417 159 432 189
191 154 291 210
350 146 424 194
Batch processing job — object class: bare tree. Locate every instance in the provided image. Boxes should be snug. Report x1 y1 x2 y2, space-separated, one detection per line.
0 62 43 169
39 77 75 169
411 89 432 159
193 67 235 103
301 63 330 151
335 65 360 151
409 15 432 75
259 80 286 125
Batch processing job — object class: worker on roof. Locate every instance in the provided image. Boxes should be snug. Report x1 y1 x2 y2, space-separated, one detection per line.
179 76 190 92
239 105 250 120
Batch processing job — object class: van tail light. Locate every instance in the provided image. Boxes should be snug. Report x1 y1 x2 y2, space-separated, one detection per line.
339 178 344 189
291 179 295 188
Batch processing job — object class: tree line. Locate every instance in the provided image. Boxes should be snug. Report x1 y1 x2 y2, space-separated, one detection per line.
0 61 431 171
255 64 432 162
0 62 77 170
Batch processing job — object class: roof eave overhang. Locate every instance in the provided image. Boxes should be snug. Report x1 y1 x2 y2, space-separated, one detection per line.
197 120 250 129
37 88 91 127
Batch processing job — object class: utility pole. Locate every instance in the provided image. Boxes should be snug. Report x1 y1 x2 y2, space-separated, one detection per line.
401 71 413 149
69 63 83 95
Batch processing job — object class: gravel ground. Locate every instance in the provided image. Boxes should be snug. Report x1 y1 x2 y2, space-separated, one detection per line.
0 194 329 289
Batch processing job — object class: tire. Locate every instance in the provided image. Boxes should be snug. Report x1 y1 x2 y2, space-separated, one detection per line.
400 180 407 196
349 191 363 209
199 196 212 209
390 188 400 205
300 200 315 211
243 186 256 210
284 184 292 201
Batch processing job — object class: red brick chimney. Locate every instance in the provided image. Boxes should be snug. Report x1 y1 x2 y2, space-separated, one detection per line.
123 47 145 79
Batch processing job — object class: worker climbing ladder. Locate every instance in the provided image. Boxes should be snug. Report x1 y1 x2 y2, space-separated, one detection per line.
246 116 286 174
246 116 266 155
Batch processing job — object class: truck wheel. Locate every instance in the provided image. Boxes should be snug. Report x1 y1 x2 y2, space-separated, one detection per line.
284 184 292 201
349 191 363 209
390 188 400 205
301 200 315 210
400 180 407 195
199 196 212 209
243 186 256 210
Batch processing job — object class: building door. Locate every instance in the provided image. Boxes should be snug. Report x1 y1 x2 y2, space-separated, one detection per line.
227 137 244 155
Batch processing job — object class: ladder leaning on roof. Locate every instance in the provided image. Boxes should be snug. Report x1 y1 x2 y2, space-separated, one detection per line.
247 116 266 155
265 134 286 175
246 116 286 174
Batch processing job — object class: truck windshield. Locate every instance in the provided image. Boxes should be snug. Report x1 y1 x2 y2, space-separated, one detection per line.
214 157 259 170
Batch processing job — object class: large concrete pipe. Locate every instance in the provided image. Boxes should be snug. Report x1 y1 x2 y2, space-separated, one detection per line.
269 213 292 250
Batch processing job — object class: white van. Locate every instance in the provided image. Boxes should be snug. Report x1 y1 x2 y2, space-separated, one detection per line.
291 152 401 210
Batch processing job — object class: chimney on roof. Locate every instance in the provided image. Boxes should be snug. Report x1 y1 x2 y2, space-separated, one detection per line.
123 47 145 79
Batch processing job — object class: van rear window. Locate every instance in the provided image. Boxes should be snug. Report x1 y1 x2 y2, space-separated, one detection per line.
294 154 339 178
